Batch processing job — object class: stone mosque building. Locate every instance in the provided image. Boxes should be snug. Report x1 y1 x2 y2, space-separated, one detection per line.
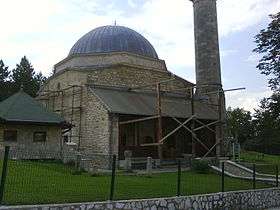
38 0 226 163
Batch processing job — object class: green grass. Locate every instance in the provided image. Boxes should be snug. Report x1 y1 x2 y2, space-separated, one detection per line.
0 159 272 205
241 150 280 174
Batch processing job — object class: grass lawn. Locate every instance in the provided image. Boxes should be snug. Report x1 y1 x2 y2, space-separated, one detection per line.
241 150 280 175
1 159 271 205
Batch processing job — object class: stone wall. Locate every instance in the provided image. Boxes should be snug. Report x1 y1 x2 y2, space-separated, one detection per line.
192 0 222 91
87 65 191 93
55 52 167 72
2 188 280 210
37 55 194 158
82 91 110 155
0 124 62 152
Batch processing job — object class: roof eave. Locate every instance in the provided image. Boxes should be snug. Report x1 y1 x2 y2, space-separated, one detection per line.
0 120 67 127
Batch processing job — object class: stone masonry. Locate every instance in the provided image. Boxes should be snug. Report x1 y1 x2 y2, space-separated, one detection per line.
2 187 280 210
38 51 194 160
0 124 62 152
191 0 222 95
190 0 227 156
55 52 167 73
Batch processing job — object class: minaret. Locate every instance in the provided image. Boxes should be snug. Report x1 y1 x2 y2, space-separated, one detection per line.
189 0 226 156
190 0 222 101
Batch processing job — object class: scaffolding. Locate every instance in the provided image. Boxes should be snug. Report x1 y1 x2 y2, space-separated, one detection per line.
119 78 244 166
37 85 83 151
37 78 243 165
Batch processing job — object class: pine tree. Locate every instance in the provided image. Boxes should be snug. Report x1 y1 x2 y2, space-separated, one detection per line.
11 56 40 97
0 60 11 101
0 60 10 82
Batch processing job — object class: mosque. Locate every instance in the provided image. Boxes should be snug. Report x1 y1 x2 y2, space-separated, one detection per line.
37 0 226 165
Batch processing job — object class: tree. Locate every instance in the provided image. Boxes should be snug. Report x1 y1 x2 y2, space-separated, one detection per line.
0 60 10 82
253 12 280 92
253 95 280 153
252 12 280 154
34 71 47 90
226 107 254 146
11 56 45 97
0 60 11 101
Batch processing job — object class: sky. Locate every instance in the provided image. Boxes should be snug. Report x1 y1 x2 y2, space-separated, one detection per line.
0 0 279 113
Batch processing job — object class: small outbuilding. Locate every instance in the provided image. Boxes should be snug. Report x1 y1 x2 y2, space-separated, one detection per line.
0 88 71 152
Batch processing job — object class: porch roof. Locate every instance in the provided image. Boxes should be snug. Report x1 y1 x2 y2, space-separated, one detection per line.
89 85 218 120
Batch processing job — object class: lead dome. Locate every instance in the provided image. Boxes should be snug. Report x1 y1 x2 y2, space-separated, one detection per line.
69 25 158 59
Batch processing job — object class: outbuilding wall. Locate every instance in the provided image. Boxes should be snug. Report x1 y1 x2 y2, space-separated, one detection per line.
0 124 62 152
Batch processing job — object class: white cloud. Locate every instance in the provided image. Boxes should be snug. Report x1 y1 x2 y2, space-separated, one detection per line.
217 0 280 36
128 0 137 8
221 49 237 57
226 89 272 113
0 0 65 39
246 54 262 62
1 0 279 86
119 0 195 69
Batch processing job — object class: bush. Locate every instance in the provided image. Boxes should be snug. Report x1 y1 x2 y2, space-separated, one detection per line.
243 140 280 155
193 160 211 174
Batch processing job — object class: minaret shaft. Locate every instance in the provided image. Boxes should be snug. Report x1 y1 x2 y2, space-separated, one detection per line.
192 0 222 95
190 0 226 157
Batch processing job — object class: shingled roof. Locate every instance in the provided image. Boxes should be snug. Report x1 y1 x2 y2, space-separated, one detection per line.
0 89 70 128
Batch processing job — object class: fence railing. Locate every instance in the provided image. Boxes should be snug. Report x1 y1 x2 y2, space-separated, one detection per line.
0 146 278 205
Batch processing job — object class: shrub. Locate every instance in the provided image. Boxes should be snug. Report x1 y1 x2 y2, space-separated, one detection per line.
193 160 211 174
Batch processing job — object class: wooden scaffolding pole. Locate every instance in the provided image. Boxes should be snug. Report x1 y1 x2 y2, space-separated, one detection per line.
157 83 163 167
159 106 216 156
218 91 223 156
140 115 196 146
191 87 196 159
119 115 159 125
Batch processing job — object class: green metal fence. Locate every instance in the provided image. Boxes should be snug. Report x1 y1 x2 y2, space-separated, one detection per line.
0 146 277 205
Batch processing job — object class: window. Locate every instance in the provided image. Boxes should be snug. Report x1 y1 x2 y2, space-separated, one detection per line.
4 130 17 141
33 132 47 142
63 135 69 143
57 82 60 90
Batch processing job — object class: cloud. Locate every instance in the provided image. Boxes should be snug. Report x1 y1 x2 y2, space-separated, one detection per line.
1 0 279 81
246 54 262 62
128 0 137 8
118 0 195 70
0 0 65 40
220 50 237 57
217 0 280 36
226 89 272 113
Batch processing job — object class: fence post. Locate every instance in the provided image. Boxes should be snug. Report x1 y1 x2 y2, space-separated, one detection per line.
109 155 116 201
276 165 278 187
146 157 152 178
253 164 256 190
75 152 82 173
177 159 181 196
222 162 225 192
0 146 10 204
